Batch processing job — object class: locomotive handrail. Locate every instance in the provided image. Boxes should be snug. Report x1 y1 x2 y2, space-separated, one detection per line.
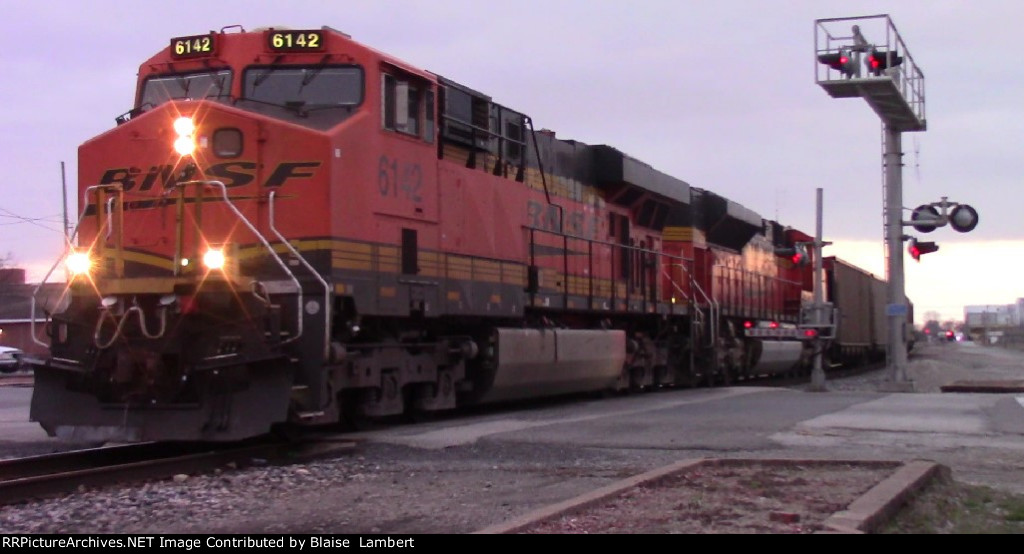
673 262 718 349
177 180 305 346
269 190 331 360
30 184 119 348
525 116 562 233
94 304 169 350
439 113 528 150
661 266 690 302
526 225 694 314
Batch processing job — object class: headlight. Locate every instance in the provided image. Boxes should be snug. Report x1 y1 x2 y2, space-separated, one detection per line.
203 248 226 270
65 251 92 276
173 116 196 155
174 136 195 155
173 117 195 136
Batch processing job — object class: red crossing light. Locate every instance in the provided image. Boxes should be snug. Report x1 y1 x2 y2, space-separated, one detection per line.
908 239 939 262
867 49 903 76
817 50 856 77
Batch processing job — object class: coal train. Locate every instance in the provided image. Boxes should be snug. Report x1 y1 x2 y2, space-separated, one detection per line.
28 26 907 442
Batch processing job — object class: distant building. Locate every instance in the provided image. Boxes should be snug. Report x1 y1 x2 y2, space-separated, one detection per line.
0 268 67 356
964 304 1016 328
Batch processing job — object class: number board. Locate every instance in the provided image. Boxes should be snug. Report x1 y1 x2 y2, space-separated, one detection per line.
266 30 324 52
170 33 217 60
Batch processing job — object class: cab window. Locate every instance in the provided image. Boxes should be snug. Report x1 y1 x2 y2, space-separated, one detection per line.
382 72 434 142
139 69 232 109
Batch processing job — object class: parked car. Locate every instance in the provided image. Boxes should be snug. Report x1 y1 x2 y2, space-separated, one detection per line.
0 346 23 373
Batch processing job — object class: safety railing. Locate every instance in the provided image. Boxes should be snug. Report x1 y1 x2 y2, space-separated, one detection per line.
176 180 305 346
269 190 331 360
525 226 692 314
815 14 926 128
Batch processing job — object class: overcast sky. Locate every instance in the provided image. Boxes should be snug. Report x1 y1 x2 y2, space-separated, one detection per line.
0 0 1020 323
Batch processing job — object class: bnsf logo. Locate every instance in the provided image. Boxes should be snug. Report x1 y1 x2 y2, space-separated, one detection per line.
98 161 321 190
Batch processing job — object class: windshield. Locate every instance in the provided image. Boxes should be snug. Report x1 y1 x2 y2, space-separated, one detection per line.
243 66 363 109
139 70 232 108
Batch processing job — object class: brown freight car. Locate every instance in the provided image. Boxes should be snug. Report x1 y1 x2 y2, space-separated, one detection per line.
824 256 913 365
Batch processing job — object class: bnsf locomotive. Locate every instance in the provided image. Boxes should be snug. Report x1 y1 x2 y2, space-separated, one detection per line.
30 26 873 442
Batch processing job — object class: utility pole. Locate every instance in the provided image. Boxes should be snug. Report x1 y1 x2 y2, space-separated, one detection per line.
809 187 827 391
60 161 70 243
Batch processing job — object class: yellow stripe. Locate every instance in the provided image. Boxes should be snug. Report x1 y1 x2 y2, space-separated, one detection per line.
334 259 372 271
332 252 372 262
663 226 694 241
120 250 175 271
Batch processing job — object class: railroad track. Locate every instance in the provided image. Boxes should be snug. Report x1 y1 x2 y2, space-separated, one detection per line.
0 436 357 506
0 373 33 387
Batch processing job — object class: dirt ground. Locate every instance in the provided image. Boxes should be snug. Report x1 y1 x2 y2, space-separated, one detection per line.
520 461 896 534
517 343 1024 534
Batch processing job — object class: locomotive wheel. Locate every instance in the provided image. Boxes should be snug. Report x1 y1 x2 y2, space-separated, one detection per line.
720 364 734 386
340 391 373 431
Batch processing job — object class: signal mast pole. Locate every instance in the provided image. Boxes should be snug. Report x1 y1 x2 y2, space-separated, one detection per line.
809 187 827 391
814 15 926 391
883 127 909 385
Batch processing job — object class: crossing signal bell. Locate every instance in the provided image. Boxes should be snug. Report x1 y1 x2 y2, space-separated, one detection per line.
949 204 979 233
867 49 903 76
910 205 941 233
817 50 857 77
908 238 939 262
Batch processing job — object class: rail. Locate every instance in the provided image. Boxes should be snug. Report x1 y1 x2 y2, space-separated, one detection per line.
0 439 356 506
30 184 119 347
178 180 305 345
526 226 691 313
32 181 308 351
687 266 719 348
269 190 331 360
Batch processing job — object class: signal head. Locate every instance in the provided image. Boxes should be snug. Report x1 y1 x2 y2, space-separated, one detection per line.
817 50 857 77
867 49 903 76
775 244 810 267
908 238 939 262
790 244 810 267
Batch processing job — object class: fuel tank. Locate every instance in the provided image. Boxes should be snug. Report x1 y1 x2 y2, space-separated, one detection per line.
476 328 626 403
